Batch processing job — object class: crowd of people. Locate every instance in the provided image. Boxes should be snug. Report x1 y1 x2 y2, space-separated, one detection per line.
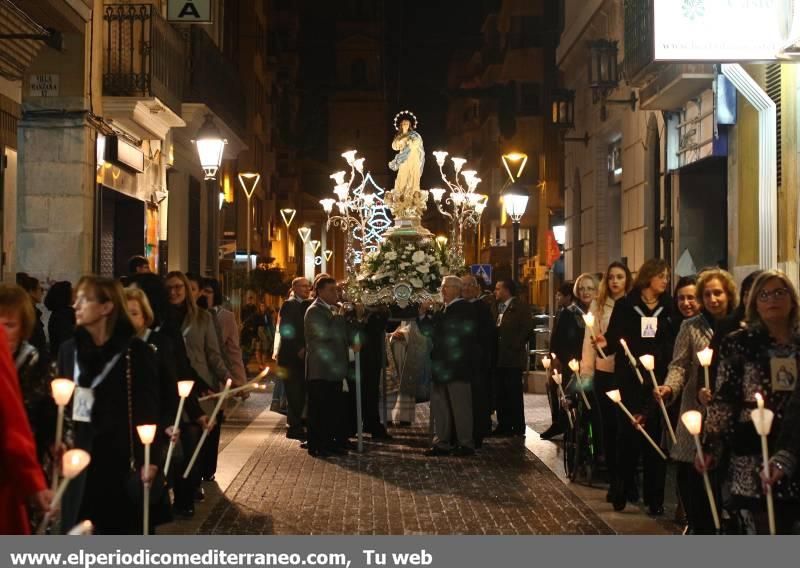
1 258 252 534
543 259 800 534
3 251 800 535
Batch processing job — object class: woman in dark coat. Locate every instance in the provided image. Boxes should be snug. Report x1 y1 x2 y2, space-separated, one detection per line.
59 276 160 534
45 280 75 358
596 258 679 515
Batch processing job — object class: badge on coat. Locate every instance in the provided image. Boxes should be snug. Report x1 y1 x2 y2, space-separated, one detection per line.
72 386 95 422
641 317 658 338
771 356 798 392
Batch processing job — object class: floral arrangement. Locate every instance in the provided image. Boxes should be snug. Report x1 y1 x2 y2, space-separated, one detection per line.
359 238 448 293
384 189 429 220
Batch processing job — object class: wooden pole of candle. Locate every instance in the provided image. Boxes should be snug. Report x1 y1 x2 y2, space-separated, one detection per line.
752 394 776 535
639 355 677 445
164 380 194 476
183 379 232 479
606 390 666 460
620 339 645 384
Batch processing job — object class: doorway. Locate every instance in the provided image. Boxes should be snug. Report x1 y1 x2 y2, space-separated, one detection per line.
677 158 728 271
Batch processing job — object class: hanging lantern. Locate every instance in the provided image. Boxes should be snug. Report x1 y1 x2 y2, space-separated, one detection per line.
588 40 619 100
551 89 576 129
193 115 227 180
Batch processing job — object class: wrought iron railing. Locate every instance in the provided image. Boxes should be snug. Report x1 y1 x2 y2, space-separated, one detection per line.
103 4 184 114
623 0 655 85
184 26 246 136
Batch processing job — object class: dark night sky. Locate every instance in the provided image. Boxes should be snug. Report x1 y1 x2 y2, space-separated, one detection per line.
297 0 493 171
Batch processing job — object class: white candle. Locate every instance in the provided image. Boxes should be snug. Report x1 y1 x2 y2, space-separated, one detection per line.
681 411 720 531
136 424 157 536
50 379 75 492
184 378 232 479
37 449 91 535
606 390 666 460
164 380 195 476
752 399 776 535
582 313 607 358
552 372 573 429
620 339 645 384
542 356 551 371
697 347 713 390
639 355 677 445
568 359 592 410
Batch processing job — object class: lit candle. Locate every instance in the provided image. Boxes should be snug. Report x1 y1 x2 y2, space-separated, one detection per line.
582 312 607 359
697 347 714 390
639 355 677 445
620 339 645 384
542 356 551 371
568 359 592 410
606 390 667 460
752 394 776 535
680 411 720 531
184 378 232 479
136 424 157 536
164 380 195 476
50 379 76 492
552 372 574 429
37 449 91 534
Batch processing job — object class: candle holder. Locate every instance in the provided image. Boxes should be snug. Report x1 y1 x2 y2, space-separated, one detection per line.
568 359 592 410
552 372 574 429
606 390 666 459
620 339 645 384
164 380 195 476
37 449 91 534
697 347 713 390
680 410 720 531
639 354 677 445
184 379 232 479
752 393 776 535
582 313 607 359
50 378 76 492
136 424 157 535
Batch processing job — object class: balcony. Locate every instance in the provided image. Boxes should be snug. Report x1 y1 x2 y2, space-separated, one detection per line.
624 0 714 110
102 3 185 139
184 26 246 136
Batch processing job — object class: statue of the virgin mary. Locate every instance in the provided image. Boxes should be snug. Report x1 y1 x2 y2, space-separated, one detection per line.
385 110 429 232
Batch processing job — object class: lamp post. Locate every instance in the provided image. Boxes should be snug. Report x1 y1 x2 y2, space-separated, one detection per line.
503 183 529 283
238 172 261 276
429 151 487 268
193 115 227 277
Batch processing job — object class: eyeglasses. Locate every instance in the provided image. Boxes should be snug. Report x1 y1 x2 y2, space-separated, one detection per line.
757 288 790 303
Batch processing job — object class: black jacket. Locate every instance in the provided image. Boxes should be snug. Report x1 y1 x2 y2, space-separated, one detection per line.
419 300 478 384
470 298 497 374
278 298 311 368
602 291 678 413
550 303 586 369
48 307 76 359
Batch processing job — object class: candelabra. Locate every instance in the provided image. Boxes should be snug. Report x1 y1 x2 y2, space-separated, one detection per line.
429 151 488 268
320 150 378 296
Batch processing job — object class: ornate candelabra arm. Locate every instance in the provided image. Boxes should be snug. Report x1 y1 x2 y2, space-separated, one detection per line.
438 166 460 193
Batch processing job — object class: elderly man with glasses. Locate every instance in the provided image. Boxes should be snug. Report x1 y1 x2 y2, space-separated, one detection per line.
418 275 479 456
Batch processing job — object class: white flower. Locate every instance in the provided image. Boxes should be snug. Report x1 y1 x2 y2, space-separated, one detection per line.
410 277 423 288
399 262 409 269
416 264 430 274
406 244 414 250
412 250 426 263
385 251 397 261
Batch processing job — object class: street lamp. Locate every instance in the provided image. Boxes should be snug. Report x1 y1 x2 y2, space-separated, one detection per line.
193 114 227 180
588 39 637 121
501 152 528 184
503 184 529 283
237 172 261 275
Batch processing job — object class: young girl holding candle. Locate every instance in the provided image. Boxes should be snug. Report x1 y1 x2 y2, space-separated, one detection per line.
656 268 737 533
58 276 160 534
699 270 800 534
595 258 678 515
580 262 632 502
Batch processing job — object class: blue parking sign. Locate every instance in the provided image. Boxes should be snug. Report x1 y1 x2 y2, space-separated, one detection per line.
470 264 493 286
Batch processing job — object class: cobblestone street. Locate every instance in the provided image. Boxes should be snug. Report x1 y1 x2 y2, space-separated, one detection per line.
158 387 619 535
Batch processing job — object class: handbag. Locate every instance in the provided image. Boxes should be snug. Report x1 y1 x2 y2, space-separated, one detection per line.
123 350 172 525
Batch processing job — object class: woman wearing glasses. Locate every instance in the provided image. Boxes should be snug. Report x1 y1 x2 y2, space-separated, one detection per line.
699 270 800 533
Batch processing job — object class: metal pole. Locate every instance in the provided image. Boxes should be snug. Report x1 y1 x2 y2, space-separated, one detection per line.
355 351 363 453
246 194 252 276
511 221 519 282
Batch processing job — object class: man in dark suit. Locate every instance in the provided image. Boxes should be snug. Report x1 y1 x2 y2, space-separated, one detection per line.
419 275 479 456
461 274 496 448
492 279 533 437
277 277 311 440
304 277 355 457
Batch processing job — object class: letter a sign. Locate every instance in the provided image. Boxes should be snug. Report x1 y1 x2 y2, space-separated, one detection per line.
168 0 211 23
